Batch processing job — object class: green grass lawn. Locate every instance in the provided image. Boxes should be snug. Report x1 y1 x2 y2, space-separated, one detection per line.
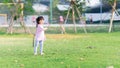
0 32 120 68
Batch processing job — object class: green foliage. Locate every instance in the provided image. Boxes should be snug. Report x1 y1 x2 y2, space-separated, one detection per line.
2 0 12 3
0 0 34 15
24 2 34 15
53 0 59 8
102 0 120 5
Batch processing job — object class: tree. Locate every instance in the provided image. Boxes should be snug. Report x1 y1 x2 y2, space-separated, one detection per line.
64 0 87 33
24 0 34 15
0 0 34 34
6 0 28 34
102 0 120 33
109 0 116 33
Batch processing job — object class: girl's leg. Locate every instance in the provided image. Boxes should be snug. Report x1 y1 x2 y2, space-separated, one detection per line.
39 41 44 55
34 40 39 55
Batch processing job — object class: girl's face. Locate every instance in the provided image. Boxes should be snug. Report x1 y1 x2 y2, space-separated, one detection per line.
39 19 44 24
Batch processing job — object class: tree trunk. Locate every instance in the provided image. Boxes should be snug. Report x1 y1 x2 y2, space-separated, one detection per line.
108 0 116 33
64 7 71 24
20 3 30 34
7 14 15 34
75 5 87 34
72 4 77 33
6 2 31 34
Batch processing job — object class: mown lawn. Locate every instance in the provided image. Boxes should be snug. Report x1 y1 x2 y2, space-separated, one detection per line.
0 32 120 68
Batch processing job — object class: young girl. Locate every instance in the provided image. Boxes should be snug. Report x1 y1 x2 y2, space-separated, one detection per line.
34 16 47 55
59 16 66 34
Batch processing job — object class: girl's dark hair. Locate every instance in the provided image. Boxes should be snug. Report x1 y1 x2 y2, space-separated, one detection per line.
36 16 44 27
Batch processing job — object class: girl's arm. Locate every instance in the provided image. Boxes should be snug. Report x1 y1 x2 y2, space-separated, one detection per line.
37 26 47 31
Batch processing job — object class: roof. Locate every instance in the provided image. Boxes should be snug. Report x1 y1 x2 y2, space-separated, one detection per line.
57 4 69 11
32 4 48 12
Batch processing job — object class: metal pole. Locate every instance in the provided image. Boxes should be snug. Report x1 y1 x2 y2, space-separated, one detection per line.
50 0 53 24
100 0 102 24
